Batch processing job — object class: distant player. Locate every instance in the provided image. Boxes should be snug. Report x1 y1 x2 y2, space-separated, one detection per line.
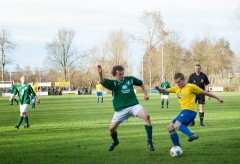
155 73 223 149
96 81 103 103
97 65 155 151
9 76 40 129
9 81 18 105
31 81 38 108
160 77 171 108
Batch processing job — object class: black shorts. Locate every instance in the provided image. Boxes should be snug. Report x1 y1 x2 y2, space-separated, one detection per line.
195 94 205 104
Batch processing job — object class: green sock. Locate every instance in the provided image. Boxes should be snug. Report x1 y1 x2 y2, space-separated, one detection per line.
17 116 24 126
166 101 169 107
145 125 153 143
161 101 164 107
24 116 29 126
111 131 119 143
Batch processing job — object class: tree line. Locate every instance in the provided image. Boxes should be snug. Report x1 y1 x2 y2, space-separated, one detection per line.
1 11 240 92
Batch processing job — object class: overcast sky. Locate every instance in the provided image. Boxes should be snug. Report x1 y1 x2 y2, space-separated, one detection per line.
1 0 240 76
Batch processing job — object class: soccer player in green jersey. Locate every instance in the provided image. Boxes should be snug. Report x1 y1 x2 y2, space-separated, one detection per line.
160 77 171 108
9 76 40 129
9 82 18 105
97 65 155 151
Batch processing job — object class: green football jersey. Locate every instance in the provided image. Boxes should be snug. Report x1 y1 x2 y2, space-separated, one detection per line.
13 83 36 105
103 76 142 111
160 82 171 95
10 85 16 94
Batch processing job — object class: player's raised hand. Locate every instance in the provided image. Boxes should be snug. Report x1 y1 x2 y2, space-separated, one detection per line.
97 65 103 74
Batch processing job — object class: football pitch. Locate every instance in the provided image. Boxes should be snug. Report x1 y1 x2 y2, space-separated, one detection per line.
0 92 239 164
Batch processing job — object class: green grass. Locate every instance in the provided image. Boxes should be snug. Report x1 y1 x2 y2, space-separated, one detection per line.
0 92 240 164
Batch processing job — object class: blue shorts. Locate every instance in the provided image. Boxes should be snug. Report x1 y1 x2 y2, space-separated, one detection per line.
31 95 36 99
172 110 197 126
97 92 102 97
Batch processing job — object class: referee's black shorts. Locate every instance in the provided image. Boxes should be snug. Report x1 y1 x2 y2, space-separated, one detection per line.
195 94 205 104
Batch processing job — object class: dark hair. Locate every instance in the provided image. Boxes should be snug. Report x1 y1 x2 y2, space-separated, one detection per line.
111 65 124 76
195 64 201 67
174 73 185 80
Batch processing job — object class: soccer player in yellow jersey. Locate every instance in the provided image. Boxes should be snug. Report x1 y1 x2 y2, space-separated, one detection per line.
155 73 223 149
31 81 38 108
96 81 103 103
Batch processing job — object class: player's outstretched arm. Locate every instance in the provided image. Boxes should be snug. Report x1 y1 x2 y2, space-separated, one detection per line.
155 86 168 94
97 65 105 83
201 90 223 103
140 84 149 101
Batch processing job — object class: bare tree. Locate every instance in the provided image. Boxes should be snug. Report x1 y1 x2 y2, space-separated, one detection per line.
190 36 234 85
45 29 77 82
12 64 23 83
139 11 168 89
0 29 16 82
69 42 113 91
140 11 166 50
45 68 61 82
80 48 100 93
105 29 129 68
179 49 194 79
163 31 184 83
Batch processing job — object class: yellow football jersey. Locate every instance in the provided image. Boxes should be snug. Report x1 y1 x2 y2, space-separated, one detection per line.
168 84 202 112
32 85 38 94
96 84 103 92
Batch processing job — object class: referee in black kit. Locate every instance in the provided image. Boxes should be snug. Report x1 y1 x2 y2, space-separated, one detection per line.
188 64 210 126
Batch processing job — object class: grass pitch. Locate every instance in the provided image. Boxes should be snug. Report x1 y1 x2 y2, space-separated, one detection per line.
0 92 240 164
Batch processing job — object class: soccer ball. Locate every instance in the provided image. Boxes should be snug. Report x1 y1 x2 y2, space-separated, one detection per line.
170 146 183 157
